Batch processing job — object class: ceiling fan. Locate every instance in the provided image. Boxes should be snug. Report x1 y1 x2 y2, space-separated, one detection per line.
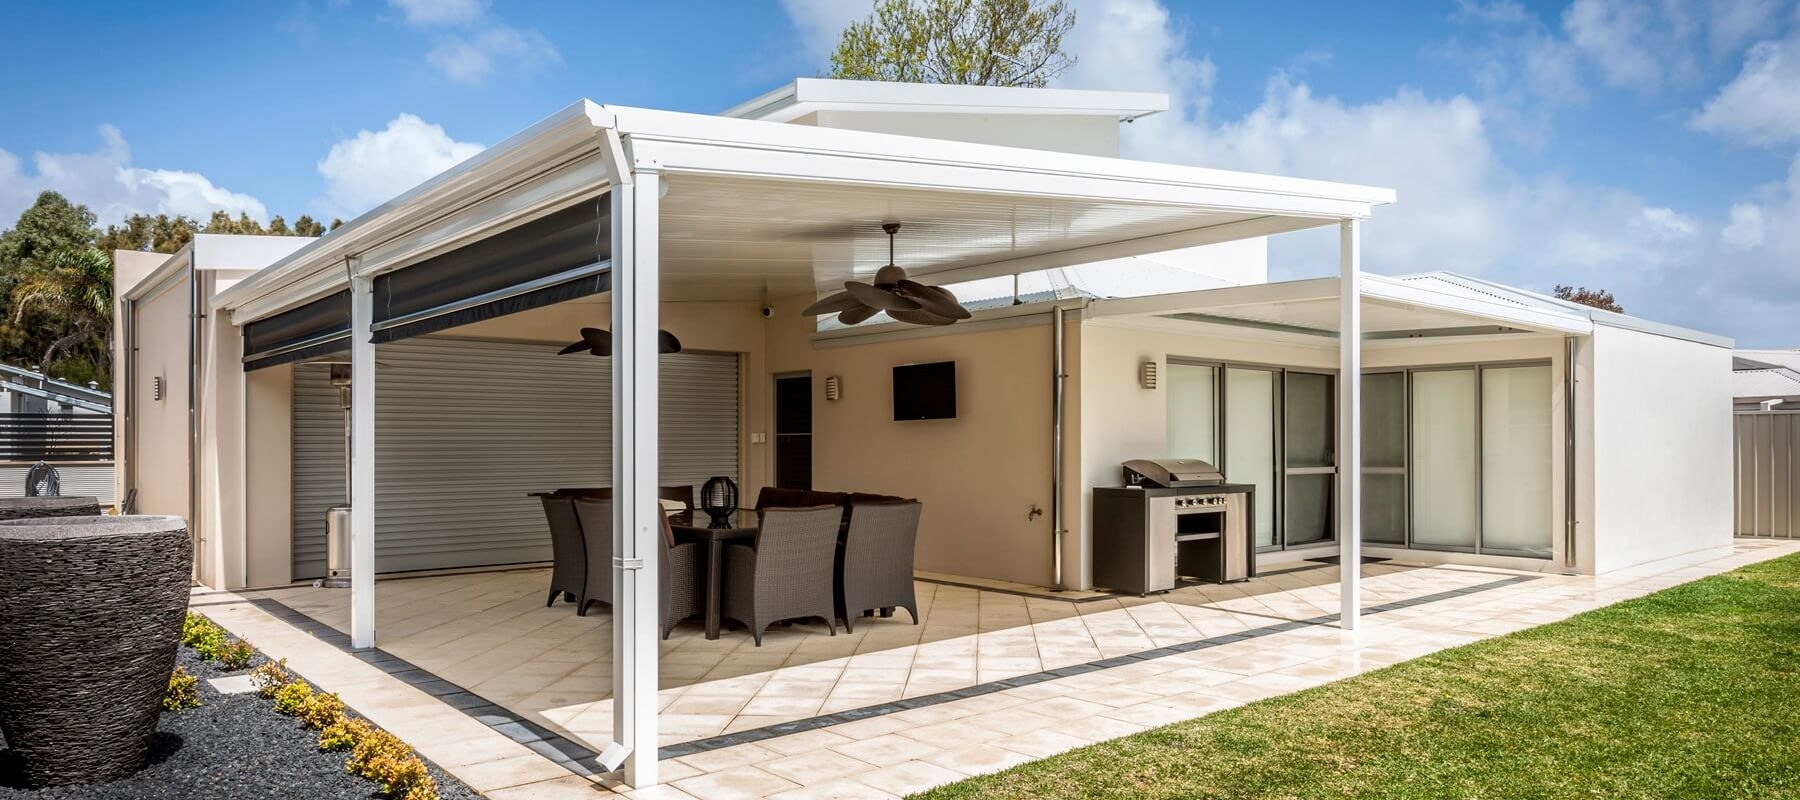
557 327 682 357
802 223 972 326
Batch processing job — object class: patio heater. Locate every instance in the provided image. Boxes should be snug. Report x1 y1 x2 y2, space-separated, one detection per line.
324 363 354 589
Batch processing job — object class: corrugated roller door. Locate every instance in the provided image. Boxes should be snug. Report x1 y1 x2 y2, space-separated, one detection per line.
291 338 739 579
292 365 346 579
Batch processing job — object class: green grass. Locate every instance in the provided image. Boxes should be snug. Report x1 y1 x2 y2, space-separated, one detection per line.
916 553 1800 800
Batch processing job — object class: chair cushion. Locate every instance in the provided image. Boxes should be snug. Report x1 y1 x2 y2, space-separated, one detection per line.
844 492 904 506
754 487 806 510
799 491 847 507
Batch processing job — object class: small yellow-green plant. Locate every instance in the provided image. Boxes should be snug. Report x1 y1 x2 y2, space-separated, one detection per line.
272 680 314 716
181 613 227 660
249 658 293 697
296 690 346 729
163 667 201 711
347 727 439 800
319 716 372 752
214 639 256 670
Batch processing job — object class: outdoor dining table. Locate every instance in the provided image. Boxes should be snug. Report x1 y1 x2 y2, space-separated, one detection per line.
669 508 760 640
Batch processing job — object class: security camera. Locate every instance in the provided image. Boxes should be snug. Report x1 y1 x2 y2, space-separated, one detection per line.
761 306 774 318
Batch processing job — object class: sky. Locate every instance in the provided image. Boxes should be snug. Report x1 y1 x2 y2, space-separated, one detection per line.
1 0 1797 345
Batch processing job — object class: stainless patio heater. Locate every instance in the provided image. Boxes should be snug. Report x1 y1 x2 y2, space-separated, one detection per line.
324 362 353 589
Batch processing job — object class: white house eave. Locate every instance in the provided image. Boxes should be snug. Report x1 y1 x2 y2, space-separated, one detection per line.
124 245 192 302
720 77 1170 123
1424 272 1734 348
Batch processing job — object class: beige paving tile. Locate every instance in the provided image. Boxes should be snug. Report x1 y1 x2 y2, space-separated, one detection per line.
671 766 800 800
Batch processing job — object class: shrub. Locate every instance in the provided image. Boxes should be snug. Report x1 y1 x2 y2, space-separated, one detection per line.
182 613 227 660
215 639 256 671
163 667 201 711
272 680 314 716
296 690 346 729
249 659 294 697
347 727 438 799
319 716 372 752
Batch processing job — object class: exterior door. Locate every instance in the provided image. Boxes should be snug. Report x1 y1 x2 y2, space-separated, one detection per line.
1282 371 1335 547
773 374 812 490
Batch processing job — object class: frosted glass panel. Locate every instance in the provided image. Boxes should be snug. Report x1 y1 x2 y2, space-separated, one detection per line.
1225 368 1277 548
1411 369 1477 548
1482 365 1553 555
1167 363 1218 463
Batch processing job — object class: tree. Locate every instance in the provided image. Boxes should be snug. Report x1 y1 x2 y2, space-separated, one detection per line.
9 247 113 376
1553 285 1623 313
829 0 1077 87
97 212 200 255
0 192 96 271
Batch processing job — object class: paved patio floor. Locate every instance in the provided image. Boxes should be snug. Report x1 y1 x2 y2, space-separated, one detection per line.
195 539 1800 800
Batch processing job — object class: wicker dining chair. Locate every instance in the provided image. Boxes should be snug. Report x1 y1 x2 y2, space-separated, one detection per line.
836 501 923 632
537 495 588 609
721 505 843 645
571 498 615 617
573 498 707 637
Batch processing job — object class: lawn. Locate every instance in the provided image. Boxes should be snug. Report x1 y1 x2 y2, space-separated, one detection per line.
917 553 1800 800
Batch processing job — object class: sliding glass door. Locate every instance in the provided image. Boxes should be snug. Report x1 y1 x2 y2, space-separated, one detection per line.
1283 371 1335 546
1223 367 1278 549
1410 368 1479 550
1362 371 1407 544
1166 362 1219 464
1481 365 1553 556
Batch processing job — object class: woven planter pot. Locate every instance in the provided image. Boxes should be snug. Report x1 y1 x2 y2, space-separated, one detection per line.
0 515 191 787
0 496 101 520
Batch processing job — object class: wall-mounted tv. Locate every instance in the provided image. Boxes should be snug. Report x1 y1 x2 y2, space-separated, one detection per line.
893 361 956 421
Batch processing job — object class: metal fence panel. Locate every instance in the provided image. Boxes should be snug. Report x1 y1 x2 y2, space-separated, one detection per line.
1736 411 1800 538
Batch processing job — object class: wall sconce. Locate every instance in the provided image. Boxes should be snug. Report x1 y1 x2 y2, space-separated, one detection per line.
1140 361 1158 390
152 376 165 401
824 375 842 401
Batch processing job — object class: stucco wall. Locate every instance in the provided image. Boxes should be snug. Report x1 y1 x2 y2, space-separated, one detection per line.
130 273 190 521
1587 325 1734 572
245 363 294 587
768 296 1062 587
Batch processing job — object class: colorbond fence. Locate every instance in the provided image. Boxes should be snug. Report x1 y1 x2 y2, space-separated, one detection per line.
0 413 113 462
1735 410 1800 539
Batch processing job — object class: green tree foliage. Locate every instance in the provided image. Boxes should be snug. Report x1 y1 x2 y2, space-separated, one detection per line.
0 192 330 387
829 0 1077 87
1553 285 1623 313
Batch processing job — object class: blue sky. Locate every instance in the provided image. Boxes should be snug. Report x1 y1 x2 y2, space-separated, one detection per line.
2 1 1797 344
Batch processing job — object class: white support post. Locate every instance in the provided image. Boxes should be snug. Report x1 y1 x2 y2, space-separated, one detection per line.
1337 219 1362 630
349 268 378 649
609 151 662 788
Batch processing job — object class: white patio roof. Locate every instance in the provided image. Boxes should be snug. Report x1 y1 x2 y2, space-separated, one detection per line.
1087 270 1731 347
214 100 1394 324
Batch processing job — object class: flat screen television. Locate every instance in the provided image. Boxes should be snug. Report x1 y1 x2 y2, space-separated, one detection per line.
893 361 956 421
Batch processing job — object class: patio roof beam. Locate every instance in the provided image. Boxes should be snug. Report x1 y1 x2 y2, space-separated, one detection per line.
1164 312 1336 339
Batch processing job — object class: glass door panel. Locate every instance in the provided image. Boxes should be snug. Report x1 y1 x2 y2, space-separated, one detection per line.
1362 372 1406 544
1410 369 1477 549
1167 363 1218 463
1481 365 1553 555
1224 367 1277 548
1283 371 1335 546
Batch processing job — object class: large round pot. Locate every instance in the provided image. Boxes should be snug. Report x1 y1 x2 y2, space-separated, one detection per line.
0 496 101 520
0 515 191 786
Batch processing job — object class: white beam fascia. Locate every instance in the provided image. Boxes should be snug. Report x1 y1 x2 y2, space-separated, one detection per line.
1361 275 1591 335
911 216 1329 288
1087 276 1340 319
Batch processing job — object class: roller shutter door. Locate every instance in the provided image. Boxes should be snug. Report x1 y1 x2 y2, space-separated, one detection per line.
292 337 738 579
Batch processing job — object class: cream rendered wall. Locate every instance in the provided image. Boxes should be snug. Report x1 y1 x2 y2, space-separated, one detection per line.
113 250 168 507
130 273 190 522
767 296 1063 587
1587 325 1734 572
807 110 1121 157
245 363 293 587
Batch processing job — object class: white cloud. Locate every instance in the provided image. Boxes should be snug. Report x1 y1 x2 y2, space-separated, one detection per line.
778 0 868 63
1722 202 1767 249
0 125 266 227
314 114 483 216
425 24 560 86
389 0 486 27
1693 35 1800 145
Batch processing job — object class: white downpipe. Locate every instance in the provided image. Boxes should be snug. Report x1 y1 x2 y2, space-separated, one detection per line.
604 128 662 788
1051 305 1066 589
348 264 378 650
1337 219 1362 630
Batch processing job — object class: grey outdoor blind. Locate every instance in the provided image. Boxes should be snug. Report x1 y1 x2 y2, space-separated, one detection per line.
241 290 351 370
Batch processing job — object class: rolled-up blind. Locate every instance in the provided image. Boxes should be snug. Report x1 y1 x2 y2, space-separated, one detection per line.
241 289 351 370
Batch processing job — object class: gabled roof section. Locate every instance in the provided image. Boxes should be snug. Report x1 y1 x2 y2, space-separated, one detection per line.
1734 367 1800 401
722 77 1168 123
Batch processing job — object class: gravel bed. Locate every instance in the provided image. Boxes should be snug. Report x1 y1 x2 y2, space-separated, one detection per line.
0 647 482 800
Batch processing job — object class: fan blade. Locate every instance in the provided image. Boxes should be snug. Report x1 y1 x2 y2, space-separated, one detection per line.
659 330 683 354
802 291 863 316
838 305 880 325
897 280 972 320
557 341 591 355
845 280 920 312
888 306 957 326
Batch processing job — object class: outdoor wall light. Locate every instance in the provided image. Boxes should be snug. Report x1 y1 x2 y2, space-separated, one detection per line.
1140 361 1158 390
825 375 842 401
152 376 164 402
